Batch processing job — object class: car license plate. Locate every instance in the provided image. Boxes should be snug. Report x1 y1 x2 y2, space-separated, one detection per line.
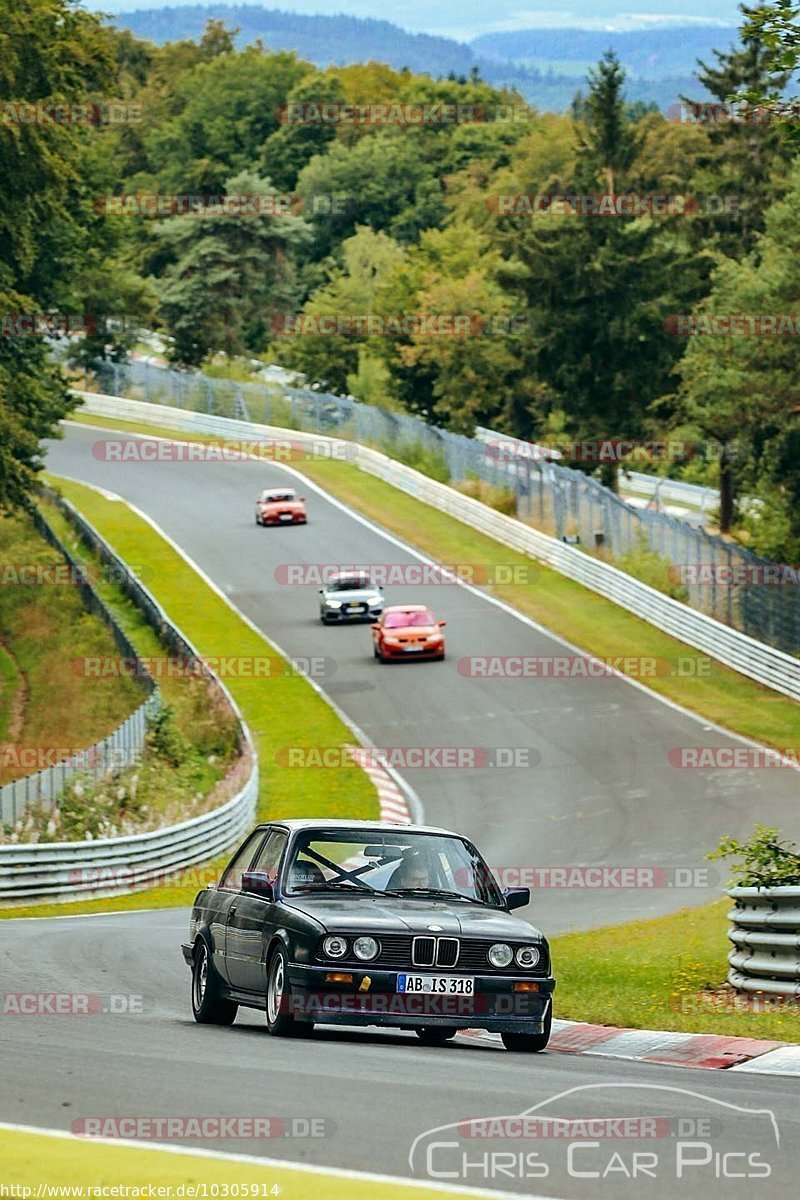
404 645 424 652
345 603 360 611
397 974 474 995
279 514 293 521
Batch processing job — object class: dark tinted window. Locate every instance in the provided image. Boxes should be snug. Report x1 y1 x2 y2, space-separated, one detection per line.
218 829 268 890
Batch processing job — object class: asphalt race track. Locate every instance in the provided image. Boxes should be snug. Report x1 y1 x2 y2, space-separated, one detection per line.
1 421 797 1197
1 910 799 1199
43 423 799 932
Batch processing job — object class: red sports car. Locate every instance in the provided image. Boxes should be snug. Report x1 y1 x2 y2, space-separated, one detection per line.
372 605 446 662
255 488 307 526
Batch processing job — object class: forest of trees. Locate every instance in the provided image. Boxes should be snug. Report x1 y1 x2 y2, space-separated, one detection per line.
2 1 800 563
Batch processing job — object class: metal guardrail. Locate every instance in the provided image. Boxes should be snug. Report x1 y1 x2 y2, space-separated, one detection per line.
82 358 800 656
620 471 717 512
727 886 800 998
0 490 258 903
0 770 257 901
0 505 160 827
75 392 800 704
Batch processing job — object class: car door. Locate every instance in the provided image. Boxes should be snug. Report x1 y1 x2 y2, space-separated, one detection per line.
212 828 269 984
224 828 288 994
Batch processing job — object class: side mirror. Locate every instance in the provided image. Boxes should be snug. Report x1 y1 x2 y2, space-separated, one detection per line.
298 497 306 502
319 589 324 594
241 871 274 900
438 620 447 627
503 886 530 910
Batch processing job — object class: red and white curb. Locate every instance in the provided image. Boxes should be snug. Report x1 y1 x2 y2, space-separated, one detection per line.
346 746 413 823
462 1020 800 1075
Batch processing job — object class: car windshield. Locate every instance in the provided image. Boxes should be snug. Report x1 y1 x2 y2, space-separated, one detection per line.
328 574 372 592
283 831 502 905
261 490 295 502
384 609 435 628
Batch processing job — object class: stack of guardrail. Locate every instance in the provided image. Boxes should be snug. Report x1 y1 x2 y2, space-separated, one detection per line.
727 887 800 998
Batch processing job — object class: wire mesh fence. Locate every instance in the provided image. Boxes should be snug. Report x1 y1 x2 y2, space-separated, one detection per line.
0 505 160 827
82 358 800 656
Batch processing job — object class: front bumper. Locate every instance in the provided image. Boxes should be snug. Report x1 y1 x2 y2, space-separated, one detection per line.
286 964 555 1033
323 604 383 622
381 642 444 659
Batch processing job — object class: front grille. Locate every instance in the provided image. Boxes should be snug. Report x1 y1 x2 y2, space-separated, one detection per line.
436 937 459 967
412 936 436 966
316 935 548 974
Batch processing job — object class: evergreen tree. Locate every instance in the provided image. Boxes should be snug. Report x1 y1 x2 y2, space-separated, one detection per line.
154 170 310 365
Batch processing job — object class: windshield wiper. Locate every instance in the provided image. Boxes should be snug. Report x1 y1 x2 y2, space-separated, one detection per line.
291 881 373 894
381 887 484 904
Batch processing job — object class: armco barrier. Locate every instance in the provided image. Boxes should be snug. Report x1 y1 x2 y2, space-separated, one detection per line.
0 487 258 903
74 391 800 704
727 886 800 998
85 356 800 653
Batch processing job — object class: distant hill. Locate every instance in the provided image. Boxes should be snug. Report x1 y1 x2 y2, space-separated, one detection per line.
471 26 741 79
114 5 476 75
112 5 721 111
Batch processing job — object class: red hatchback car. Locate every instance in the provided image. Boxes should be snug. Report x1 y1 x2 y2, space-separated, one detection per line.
255 488 307 526
372 605 446 662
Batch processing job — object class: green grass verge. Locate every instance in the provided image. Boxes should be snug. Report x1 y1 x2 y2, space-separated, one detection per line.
0 642 21 745
0 474 377 918
16 496 240 841
0 1128 465 1200
65 411 800 749
0 510 147 785
553 898 799 1042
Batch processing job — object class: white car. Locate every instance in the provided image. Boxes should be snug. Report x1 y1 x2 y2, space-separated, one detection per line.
320 572 384 624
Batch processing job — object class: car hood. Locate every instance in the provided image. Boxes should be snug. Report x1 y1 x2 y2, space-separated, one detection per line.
322 588 382 602
283 896 545 941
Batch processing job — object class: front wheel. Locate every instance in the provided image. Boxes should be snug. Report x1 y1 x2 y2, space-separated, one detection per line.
192 941 238 1025
265 946 299 1037
415 1027 458 1046
501 1009 552 1053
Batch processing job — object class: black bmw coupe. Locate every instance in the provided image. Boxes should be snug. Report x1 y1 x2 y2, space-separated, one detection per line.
182 819 555 1051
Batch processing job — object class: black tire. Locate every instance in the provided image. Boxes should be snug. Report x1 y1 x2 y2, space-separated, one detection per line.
191 940 238 1025
265 945 300 1037
373 642 380 658
501 1009 552 1053
415 1027 458 1046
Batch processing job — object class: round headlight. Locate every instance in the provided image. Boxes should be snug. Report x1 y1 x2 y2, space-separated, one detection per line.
515 945 540 969
488 942 513 969
353 936 379 961
323 935 348 958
